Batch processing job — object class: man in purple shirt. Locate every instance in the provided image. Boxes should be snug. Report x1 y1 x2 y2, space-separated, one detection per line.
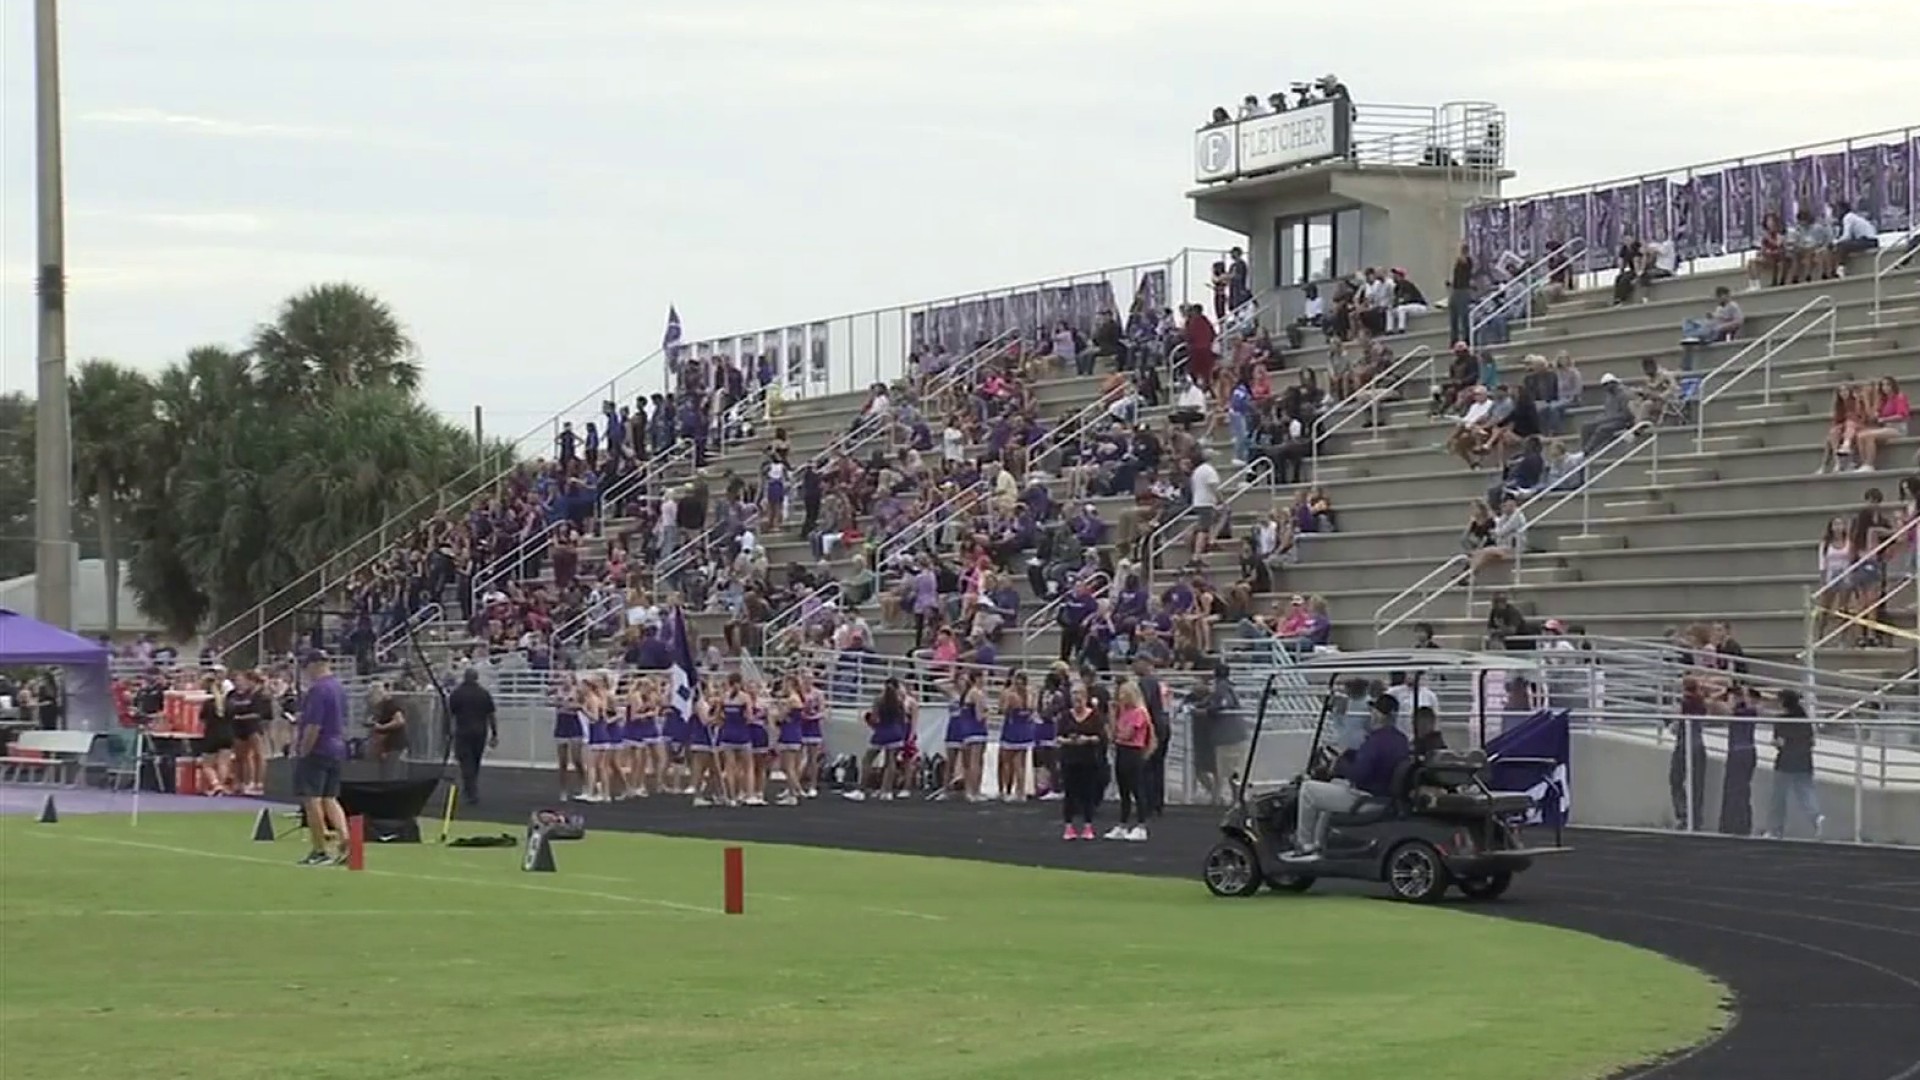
293 649 352 866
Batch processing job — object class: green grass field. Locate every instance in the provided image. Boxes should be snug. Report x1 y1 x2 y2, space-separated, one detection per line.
0 813 1723 1080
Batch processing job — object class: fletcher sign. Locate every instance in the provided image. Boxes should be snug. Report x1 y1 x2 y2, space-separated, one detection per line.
1194 100 1349 184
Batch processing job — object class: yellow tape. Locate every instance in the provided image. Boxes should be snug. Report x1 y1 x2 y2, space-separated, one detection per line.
1823 606 1920 644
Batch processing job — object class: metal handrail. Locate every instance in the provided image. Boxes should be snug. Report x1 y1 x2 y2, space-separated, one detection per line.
373 603 441 662
762 581 843 654
1693 294 1835 454
468 439 695 609
1309 345 1433 481
1805 519 1920 655
1144 457 1274 589
1870 239 1919 326
875 479 991 566
1020 571 1111 645
1371 422 1656 642
203 345 672 660
1468 237 1585 343
1023 381 1132 473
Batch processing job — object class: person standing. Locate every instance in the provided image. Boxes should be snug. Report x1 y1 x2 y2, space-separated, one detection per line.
1447 243 1475 346
1717 685 1758 836
1765 689 1822 839
1106 681 1156 841
1669 677 1710 831
293 650 351 866
1057 684 1107 840
447 669 497 806
1132 658 1170 819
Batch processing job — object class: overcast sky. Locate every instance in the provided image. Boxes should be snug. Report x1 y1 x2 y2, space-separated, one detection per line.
3 0 1914 440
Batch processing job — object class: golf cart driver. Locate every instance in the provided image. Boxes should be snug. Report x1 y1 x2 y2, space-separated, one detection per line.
1285 694 1409 862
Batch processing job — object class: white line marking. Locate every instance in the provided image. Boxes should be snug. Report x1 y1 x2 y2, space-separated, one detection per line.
3 908 639 918
23 832 720 916
860 905 947 922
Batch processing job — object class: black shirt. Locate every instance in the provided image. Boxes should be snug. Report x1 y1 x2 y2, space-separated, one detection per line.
448 681 496 738
370 697 410 751
1773 711 1813 773
1450 256 1473 291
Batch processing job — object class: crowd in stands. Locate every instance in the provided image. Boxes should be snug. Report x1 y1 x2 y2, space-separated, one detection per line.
1815 477 1920 648
1203 74 1353 126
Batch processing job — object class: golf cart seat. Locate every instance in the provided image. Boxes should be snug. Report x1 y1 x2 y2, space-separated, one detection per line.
1328 756 1420 826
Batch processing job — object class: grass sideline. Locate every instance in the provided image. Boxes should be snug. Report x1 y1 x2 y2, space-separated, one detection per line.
0 813 1723 1080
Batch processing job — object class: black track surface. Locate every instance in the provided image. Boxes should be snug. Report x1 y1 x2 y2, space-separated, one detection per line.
463 768 1920 1080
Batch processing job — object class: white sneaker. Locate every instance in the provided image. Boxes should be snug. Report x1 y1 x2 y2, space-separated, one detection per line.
691 797 712 808
803 787 819 799
1813 814 1826 839
1103 826 1129 840
745 795 767 807
776 794 799 807
879 791 894 802
1039 791 1064 802
1127 825 1149 842
842 789 867 802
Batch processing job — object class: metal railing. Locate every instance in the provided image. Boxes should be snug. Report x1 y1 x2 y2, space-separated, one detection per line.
373 604 440 663
1870 239 1919 325
875 479 991 566
762 582 843 655
1467 237 1586 344
1144 457 1275 589
1371 422 1657 642
201 345 674 663
1692 294 1835 454
1804 521 1920 656
1019 571 1110 646
467 439 695 610
1309 345 1433 481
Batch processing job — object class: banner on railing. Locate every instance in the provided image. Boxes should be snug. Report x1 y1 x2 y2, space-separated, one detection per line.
907 280 1117 358
1466 131 1916 274
808 322 830 388
785 326 806 390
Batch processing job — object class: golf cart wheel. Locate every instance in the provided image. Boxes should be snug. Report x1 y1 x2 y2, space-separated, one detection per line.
1384 841 1450 904
1202 839 1263 898
1269 872 1315 894
1457 871 1513 901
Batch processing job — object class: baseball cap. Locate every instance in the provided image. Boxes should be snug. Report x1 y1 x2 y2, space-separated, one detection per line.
1599 372 1619 385
1370 694 1401 718
297 647 330 667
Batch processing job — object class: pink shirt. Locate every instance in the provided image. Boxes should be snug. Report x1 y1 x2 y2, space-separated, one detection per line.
1114 704 1152 749
1880 392 1911 423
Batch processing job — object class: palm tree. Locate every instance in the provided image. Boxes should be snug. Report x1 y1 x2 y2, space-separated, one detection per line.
69 360 155 634
249 283 420 403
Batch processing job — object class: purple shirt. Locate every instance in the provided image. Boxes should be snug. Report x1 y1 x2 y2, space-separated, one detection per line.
298 675 349 760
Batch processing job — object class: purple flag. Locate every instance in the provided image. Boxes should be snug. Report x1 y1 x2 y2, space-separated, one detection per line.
1486 708 1572 828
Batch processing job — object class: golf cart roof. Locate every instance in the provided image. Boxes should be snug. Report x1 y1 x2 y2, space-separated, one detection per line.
1290 649 1544 676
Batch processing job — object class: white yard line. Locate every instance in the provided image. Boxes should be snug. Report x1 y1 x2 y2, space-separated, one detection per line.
5 908 639 918
23 832 720 916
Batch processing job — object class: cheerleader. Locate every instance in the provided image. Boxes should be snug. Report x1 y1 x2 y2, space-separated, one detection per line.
771 675 807 806
946 670 989 802
718 673 754 805
552 675 587 800
796 668 825 798
763 448 789 528
623 676 660 797
744 677 773 807
849 677 910 801
686 685 724 807
1033 662 1069 801
997 671 1035 802
581 674 617 803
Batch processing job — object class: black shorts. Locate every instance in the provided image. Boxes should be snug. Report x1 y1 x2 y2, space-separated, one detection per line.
292 755 342 799
231 719 260 742
1196 506 1219 532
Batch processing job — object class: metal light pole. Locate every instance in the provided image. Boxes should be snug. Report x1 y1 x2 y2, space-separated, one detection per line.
34 0 77 630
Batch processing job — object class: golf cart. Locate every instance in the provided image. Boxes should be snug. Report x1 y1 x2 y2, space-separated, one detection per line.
1201 650 1571 903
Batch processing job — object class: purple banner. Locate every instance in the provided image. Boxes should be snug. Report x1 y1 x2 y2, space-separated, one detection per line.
1888 140 1915 232
1756 161 1790 229
1725 165 1756 252
1465 206 1491 275
1788 156 1817 221
785 326 806 389
1533 197 1562 256
1487 203 1513 263
1614 184 1643 247
1640 178 1672 244
1669 180 1696 259
1693 172 1724 258
1815 152 1847 218
1556 193 1590 271
808 323 829 385
1848 147 1882 219
1588 188 1620 270
1512 200 1539 263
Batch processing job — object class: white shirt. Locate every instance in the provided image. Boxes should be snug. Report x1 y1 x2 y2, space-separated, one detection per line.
1386 683 1439 718
1459 399 1493 426
1239 100 1268 118
942 425 965 462
1840 211 1878 241
1285 416 1304 439
1363 278 1394 309
1647 239 1678 273
737 529 757 555
1303 294 1325 320
1191 461 1222 508
866 392 891 417
1175 385 1207 410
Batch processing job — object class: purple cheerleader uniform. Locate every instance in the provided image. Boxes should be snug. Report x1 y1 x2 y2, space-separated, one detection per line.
1000 706 1035 748
748 710 772 755
945 699 988 747
719 701 753 748
800 693 825 746
685 711 715 752
870 700 908 749
586 714 616 750
553 706 584 743
626 709 661 746
776 711 805 748
663 709 690 749
1033 714 1057 748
